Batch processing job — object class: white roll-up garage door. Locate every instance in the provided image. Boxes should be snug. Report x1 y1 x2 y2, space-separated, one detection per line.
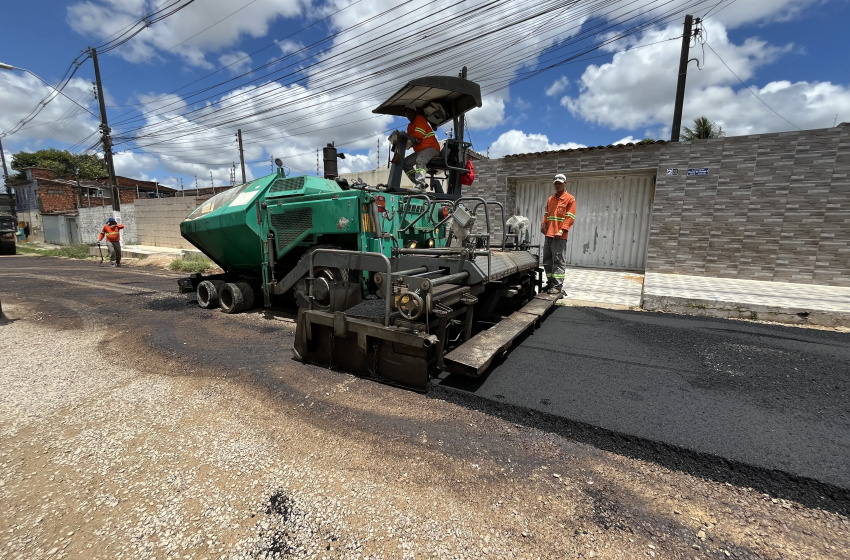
515 172 655 270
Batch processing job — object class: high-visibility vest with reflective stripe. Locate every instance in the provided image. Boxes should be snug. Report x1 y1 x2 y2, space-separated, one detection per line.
407 115 440 152
98 223 124 242
542 190 576 239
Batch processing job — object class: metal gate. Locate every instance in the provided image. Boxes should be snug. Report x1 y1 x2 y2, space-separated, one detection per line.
515 173 655 270
66 218 80 245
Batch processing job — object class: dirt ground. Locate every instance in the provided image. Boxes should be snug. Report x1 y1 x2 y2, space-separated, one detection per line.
0 257 848 559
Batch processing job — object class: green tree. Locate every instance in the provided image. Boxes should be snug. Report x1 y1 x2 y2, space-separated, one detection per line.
10 148 107 181
637 137 655 144
682 117 725 140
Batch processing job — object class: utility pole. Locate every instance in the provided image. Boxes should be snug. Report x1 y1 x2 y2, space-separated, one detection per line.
0 137 15 221
0 137 10 195
670 15 696 142
236 129 247 184
0 137 10 193
89 47 120 211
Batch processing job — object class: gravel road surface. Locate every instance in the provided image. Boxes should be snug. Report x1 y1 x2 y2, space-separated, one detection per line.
1 255 848 560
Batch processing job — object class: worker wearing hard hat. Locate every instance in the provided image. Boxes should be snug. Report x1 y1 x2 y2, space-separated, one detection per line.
403 103 441 190
540 174 576 295
98 217 125 267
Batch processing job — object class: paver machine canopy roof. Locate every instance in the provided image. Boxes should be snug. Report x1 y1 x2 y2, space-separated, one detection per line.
372 75 482 127
374 73 482 198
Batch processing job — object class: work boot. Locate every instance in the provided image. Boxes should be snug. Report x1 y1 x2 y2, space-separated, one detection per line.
116 262 122 267
110 263 116 267
414 181 427 192
547 286 563 295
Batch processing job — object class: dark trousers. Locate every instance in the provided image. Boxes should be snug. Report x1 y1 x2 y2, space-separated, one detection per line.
542 236 567 288
106 241 122 264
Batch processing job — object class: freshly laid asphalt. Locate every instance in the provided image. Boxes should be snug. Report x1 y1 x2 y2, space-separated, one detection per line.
433 307 850 513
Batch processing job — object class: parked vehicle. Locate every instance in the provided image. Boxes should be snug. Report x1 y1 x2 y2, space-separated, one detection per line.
0 214 16 255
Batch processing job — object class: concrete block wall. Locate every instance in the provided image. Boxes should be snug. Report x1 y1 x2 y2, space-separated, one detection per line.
479 124 849 286
134 197 205 248
78 205 137 244
338 167 415 188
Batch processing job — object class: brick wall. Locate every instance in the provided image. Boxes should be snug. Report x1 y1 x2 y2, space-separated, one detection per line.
26 168 55 180
37 181 78 213
115 176 157 189
479 124 850 286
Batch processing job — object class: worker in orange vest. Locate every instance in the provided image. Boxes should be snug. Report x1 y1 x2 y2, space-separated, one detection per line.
403 103 441 190
540 174 577 295
98 217 125 267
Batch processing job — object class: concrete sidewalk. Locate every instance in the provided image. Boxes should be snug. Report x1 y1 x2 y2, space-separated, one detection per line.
562 267 850 329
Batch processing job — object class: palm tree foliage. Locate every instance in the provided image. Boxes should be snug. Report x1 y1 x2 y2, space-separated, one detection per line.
682 117 725 140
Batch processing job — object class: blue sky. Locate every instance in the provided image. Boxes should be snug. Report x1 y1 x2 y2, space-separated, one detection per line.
1 0 849 190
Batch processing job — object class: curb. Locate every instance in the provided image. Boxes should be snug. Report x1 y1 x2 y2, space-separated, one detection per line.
641 294 850 329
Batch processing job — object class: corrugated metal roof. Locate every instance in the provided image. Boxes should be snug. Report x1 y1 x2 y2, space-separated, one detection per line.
504 139 668 159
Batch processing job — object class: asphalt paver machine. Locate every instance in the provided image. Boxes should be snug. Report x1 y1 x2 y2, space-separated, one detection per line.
179 71 558 391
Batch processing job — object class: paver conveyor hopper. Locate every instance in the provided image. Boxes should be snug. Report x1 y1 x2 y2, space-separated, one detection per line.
179 70 558 391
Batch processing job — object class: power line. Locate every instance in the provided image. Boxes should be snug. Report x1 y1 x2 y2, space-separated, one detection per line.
702 0 739 20
704 41 800 130
112 0 669 143
0 0 196 138
7 0 733 181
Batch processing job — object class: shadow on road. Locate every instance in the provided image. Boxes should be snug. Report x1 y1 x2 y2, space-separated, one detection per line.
430 383 850 517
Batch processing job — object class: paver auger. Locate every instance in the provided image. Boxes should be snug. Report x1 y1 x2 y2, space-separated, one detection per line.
178 72 559 391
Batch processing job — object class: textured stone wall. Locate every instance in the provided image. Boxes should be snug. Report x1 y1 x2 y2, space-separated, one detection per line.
650 126 849 286
477 124 849 286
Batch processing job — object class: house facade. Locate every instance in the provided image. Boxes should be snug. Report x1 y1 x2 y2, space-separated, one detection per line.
10 168 176 244
463 123 849 287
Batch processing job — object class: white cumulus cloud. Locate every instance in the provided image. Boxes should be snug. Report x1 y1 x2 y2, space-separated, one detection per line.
488 130 585 158
561 19 849 136
546 76 569 97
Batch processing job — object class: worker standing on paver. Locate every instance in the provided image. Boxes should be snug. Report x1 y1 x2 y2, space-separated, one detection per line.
98 217 125 267
541 174 577 295
403 103 441 190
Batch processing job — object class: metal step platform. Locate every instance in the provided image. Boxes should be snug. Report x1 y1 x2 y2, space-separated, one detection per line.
441 292 559 377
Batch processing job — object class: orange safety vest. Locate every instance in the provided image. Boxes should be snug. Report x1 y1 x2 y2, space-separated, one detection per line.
407 115 440 152
541 190 576 239
98 223 124 242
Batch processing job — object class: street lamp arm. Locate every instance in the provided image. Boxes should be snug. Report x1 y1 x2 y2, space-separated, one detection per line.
0 62 99 120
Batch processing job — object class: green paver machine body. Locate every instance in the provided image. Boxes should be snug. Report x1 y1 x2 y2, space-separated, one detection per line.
180 173 449 308
179 71 558 391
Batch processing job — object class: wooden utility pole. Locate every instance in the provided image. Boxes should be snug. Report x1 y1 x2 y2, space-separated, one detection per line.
89 47 120 211
0 137 15 221
0 136 11 197
236 129 246 184
670 15 695 142
0 137 10 193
